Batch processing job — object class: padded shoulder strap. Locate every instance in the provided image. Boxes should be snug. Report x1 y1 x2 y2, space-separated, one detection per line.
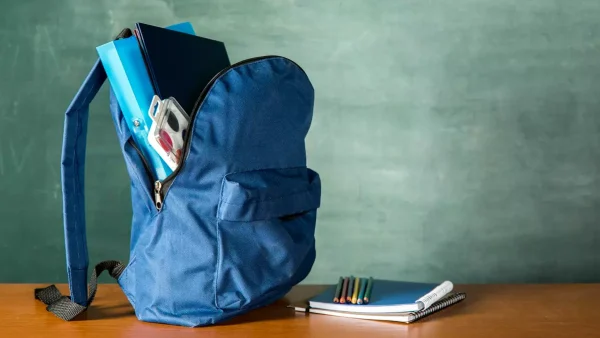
61 59 107 305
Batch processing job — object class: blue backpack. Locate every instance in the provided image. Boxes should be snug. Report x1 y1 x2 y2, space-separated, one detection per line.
34 34 321 327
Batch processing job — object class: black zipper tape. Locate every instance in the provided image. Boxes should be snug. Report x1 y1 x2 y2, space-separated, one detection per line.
127 55 307 210
159 56 279 195
128 139 156 185
158 55 307 198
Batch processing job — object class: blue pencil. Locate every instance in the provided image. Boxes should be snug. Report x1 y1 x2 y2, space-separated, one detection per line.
357 278 368 304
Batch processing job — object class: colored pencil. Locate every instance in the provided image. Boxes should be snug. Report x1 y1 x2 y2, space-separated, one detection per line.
351 277 360 304
333 276 343 303
364 277 374 304
357 278 368 304
340 277 349 304
346 276 355 303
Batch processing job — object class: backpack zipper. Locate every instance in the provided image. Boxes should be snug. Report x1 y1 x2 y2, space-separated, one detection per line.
134 55 306 211
154 180 163 210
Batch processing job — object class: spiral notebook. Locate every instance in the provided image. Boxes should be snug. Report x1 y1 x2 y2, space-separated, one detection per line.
293 293 466 323
308 280 454 313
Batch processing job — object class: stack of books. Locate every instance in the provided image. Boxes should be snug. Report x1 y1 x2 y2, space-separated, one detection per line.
292 277 466 323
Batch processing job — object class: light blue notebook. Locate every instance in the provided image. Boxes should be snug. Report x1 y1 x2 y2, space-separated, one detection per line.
308 280 453 313
96 22 195 180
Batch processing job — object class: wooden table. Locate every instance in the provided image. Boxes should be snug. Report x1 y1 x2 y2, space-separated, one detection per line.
0 284 598 337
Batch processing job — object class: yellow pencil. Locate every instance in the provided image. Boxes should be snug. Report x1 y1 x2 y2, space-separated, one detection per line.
351 277 360 304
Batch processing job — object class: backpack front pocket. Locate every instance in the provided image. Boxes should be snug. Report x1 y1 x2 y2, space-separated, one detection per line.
214 167 321 310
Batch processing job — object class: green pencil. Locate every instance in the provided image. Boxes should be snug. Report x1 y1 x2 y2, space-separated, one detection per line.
346 276 355 303
357 278 368 304
363 277 374 304
333 276 343 303
351 277 360 304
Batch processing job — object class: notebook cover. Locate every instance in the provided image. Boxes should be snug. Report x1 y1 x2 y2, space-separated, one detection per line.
135 22 231 114
308 280 453 313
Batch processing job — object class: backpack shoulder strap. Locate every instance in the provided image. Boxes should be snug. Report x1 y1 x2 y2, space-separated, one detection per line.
58 27 132 306
34 29 134 321
60 58 105 304
33 59 126 320
34 60 129 320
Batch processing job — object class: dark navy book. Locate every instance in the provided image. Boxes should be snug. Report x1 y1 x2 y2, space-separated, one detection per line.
135 22 231 114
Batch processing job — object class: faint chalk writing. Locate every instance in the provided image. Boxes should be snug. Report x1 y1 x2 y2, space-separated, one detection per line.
0 145 4 176
10 138 34 174
34 183 60 200
10 45 19 80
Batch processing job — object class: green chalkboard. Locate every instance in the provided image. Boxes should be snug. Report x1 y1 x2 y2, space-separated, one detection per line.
1 0 599 283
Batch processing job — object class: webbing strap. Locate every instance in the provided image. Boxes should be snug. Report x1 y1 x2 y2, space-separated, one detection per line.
34 260 125 321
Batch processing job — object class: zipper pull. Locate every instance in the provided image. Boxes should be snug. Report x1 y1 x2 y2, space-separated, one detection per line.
154 181 163 211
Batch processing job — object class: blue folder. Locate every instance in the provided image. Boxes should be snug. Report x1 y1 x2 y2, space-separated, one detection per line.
96 23 195 180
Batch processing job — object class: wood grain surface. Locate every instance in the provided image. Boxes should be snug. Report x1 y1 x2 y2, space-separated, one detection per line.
0 284 598 337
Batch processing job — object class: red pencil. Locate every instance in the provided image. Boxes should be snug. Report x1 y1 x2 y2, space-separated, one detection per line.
339 277 349 304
